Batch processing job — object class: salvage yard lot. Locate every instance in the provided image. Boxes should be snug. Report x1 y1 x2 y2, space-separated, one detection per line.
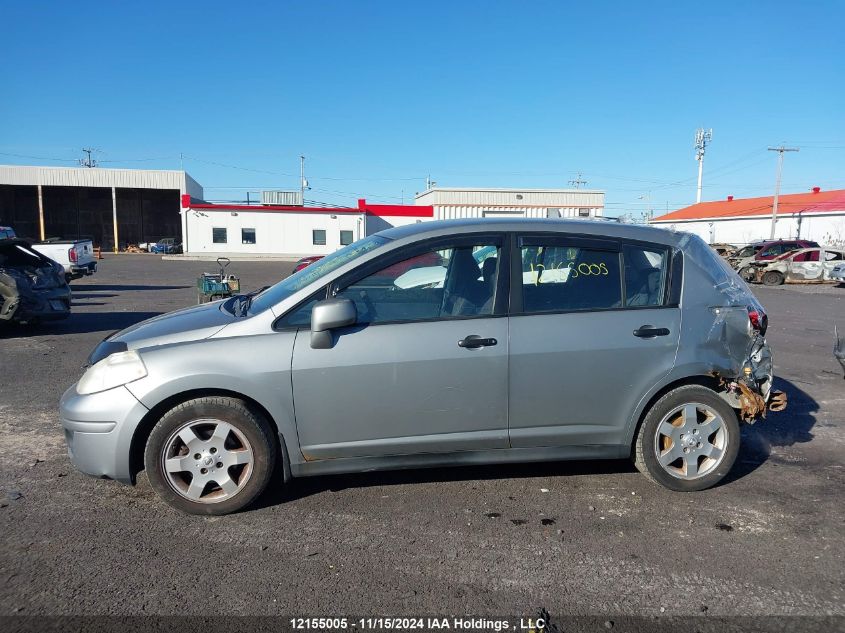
1 254 843 617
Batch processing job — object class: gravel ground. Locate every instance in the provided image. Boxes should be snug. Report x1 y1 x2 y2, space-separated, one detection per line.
0 254 843 624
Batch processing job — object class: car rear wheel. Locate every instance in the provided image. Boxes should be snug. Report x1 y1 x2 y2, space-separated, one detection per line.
762 270 785 286
144 396 277 515
634 385 740 491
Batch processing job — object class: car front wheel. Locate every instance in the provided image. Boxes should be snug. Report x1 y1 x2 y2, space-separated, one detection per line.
762 270 785 286
634 385 740 491
144 396 277 514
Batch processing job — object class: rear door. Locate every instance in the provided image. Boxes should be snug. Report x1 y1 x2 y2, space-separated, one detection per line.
508 234 681 448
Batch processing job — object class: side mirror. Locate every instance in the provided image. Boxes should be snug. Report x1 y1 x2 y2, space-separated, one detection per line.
310 298 356 349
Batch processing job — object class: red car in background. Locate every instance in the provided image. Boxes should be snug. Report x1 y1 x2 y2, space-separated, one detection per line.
293 255 324 273
728 238 819 280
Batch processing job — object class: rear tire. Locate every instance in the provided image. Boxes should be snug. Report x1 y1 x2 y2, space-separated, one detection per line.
762 270 785 286
634 385 740 492
144 396 277 515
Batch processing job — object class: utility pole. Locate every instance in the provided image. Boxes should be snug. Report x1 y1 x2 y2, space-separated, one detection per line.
768 146 799 239
79 147 98 168
694 128 712 203
568 172 588 189
299 155 309 204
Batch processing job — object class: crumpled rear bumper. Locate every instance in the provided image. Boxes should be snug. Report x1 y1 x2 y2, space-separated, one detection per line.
0 279 71 322
714 336 788 422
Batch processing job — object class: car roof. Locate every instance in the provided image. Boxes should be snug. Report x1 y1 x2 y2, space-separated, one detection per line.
376 218 684 247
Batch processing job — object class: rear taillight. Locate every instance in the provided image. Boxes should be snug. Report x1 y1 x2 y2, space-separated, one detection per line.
68 247 78 263
748 306 768 335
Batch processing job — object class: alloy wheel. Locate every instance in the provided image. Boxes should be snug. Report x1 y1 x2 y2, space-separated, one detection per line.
653 403 728 480
160 418 254 503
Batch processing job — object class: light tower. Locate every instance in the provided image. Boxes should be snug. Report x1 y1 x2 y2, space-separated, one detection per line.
694 128 712 204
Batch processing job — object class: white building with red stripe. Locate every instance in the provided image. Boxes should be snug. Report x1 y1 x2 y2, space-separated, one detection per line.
180 196 432 256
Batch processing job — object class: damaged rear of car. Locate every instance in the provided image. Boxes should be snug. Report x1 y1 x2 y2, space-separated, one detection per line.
0 239 71 324
678 235 786 421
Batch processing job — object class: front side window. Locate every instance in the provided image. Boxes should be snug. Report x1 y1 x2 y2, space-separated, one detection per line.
623 244 668 307
334 243 500 324
520 242 621 313
251 234 389 315
313 229 326 246
824 250 844 261
340 230 353 246
212 228 227 244
241 228 256 244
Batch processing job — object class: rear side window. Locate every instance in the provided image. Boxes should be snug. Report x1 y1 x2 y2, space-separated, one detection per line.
792 250 820 262
519 243 622 312
623 244 668 307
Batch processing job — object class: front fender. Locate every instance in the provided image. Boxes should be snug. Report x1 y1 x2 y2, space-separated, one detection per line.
124 332 302 464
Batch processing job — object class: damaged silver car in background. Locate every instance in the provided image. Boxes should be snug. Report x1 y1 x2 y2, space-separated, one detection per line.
0 238 71 325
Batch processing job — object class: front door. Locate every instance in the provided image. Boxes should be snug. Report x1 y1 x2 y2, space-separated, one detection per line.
291 236 509 459
508 235 681 448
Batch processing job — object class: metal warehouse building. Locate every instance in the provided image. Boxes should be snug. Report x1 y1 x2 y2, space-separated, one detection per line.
415 187 604 220
0 165 203 250
650 187 845 246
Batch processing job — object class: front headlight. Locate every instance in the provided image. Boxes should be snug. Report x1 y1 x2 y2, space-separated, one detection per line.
76 350 147 395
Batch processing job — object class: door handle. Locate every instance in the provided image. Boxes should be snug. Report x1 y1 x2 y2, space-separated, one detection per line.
633 325 670 338
458 335 498 349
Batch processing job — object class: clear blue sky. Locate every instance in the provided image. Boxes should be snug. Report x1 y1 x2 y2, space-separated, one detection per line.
2 1 843 216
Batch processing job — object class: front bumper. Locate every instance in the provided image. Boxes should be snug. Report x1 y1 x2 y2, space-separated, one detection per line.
831 270 845 282
60 383 150 484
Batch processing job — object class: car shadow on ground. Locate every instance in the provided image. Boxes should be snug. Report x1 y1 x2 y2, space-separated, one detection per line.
69 292 118 299
0 311 162 337
71 284 190 291
257 458 636 509
723 376 818 484
254 376 818 508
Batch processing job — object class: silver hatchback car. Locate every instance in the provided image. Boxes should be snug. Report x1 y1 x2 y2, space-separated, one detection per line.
60 219 786 514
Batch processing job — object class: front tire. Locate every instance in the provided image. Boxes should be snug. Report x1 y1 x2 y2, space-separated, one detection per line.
144 396 277 515
634 385 740 492
762 270 785 286
738 266 756 283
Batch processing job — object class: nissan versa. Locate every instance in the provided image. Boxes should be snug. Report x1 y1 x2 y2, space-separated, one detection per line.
60 219 786 514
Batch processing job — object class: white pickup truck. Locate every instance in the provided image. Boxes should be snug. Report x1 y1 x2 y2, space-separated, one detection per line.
31 239 97 282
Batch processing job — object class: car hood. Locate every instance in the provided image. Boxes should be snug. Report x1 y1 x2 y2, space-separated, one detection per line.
109 301 235 349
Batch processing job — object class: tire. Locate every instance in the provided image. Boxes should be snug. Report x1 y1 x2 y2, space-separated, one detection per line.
144 396 278 515
634 385 740 492
762 270 785 286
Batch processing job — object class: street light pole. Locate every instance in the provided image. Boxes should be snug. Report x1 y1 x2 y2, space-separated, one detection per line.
768 146 799 239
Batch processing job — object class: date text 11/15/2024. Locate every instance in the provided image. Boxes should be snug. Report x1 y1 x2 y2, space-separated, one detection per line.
290 617 546 631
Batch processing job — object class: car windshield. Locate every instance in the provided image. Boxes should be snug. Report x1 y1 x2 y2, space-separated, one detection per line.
736 245 760 258
248 234 391 314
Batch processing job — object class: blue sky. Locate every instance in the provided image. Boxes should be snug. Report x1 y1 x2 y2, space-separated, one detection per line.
2 1 843 216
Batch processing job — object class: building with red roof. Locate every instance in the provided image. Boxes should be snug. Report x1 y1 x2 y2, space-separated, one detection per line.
650 187 845 247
